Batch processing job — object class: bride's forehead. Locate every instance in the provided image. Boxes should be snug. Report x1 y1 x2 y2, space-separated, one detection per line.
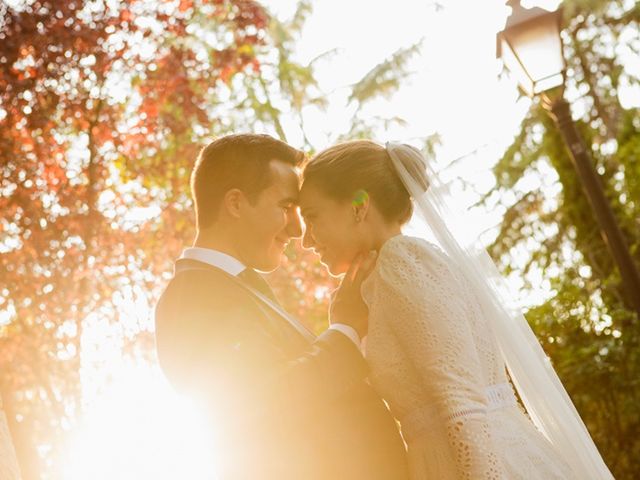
298 183 324 206
299 189 348 217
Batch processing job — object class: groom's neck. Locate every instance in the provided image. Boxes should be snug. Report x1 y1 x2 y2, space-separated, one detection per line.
193 229 243 262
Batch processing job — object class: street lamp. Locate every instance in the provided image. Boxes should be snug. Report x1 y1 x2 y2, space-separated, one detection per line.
497 0 640 318
497 0 565 97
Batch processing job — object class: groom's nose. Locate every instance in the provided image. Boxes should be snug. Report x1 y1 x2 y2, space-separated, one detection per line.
286 208 303 239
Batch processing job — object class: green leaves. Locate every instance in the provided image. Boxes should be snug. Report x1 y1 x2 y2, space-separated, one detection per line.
348 42 422 107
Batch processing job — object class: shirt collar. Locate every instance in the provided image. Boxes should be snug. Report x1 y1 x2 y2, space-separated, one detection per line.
179 247 246 277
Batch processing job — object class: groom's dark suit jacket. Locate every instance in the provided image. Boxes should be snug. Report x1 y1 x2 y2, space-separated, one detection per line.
155 258 409 480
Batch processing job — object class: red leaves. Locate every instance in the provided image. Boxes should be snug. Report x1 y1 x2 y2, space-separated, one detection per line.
119 9 133 23
178 0 194 13
0 0 281 475
219 64 234 83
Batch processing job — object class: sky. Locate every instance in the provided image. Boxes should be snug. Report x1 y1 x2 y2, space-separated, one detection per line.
267 0 527 149
256 0 563 304
260 0 638 301
261 0 558 242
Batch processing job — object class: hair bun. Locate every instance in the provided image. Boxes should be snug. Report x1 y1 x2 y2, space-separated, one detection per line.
385 143 430 194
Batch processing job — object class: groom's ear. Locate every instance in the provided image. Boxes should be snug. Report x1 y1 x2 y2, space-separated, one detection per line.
222 188 245 219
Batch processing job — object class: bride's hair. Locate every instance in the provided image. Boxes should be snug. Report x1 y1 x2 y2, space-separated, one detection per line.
303 140 428 225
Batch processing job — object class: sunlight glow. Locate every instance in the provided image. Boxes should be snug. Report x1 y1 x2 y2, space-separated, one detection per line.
64 366 220 480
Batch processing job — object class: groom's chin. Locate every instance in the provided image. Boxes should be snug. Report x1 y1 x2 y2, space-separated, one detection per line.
253 255 282 273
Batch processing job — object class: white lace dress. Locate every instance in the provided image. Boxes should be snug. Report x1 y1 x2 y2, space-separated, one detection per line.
362 235 575 479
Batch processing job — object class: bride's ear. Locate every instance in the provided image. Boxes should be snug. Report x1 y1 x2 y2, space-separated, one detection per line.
352 189 370 223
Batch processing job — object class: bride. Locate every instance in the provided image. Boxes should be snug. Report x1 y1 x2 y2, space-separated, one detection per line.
299 140 613 479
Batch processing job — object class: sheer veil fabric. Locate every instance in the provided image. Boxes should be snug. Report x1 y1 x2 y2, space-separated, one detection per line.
385 142 613 479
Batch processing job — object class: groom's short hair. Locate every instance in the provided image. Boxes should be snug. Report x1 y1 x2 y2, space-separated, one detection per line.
191 134 304 228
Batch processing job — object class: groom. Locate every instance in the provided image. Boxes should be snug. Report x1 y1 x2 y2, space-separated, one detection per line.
155 134 408 479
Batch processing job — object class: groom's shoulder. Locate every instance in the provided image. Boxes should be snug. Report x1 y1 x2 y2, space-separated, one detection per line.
155 266 261 341
157 260 251 312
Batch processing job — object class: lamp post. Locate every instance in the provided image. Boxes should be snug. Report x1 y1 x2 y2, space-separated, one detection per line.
497 0 640 318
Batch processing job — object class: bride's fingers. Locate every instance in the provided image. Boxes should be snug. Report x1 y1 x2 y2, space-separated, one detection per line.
352 250 377 286
344 252 365 285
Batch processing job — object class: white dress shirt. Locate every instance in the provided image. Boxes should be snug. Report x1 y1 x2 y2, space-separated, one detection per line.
179 247 361 348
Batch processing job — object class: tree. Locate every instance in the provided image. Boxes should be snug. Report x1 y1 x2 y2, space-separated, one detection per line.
486 1 640 477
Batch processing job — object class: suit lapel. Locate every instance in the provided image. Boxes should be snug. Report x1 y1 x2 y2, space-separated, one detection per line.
174 259 316 343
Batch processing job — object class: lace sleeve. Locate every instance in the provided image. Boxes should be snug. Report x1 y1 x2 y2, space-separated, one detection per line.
376 238 506 479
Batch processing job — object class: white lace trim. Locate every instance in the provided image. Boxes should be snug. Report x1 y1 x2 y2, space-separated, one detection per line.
399 382 517 441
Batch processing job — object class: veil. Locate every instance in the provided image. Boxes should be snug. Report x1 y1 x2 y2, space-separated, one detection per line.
385 142 614 479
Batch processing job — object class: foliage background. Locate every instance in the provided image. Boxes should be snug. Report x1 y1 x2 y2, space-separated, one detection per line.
482 1 640 477
0 0 638 478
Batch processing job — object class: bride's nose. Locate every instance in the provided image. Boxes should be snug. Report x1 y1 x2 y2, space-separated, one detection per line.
302 226 315 249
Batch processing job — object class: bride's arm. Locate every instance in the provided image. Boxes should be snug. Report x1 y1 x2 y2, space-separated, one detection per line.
375 240 506 479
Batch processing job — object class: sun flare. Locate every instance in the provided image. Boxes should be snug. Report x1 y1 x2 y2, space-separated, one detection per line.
63 365 220 480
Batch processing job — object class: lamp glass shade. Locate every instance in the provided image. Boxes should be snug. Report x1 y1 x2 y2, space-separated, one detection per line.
500 36 535 96
498 6 565 97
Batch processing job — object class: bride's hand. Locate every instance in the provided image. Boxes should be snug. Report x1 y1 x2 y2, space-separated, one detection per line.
329 250 377 338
